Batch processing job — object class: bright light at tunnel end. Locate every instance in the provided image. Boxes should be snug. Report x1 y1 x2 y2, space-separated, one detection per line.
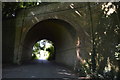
39 50 50 60
32 39 54 61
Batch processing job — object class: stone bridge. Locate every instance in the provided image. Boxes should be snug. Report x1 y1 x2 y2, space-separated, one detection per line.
3 2 120 79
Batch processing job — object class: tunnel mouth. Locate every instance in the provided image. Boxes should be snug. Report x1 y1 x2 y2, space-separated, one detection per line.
21 19 76 64
32 39 54 61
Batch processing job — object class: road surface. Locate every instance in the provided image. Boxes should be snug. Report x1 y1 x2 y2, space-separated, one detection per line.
2 60 78 78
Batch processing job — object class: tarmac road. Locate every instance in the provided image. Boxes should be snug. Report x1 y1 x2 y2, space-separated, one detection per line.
2 60 78 78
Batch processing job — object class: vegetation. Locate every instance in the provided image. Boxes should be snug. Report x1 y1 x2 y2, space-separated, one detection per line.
32 39 54 60
2 2 50 19
2 2 120 79
74 2 120 79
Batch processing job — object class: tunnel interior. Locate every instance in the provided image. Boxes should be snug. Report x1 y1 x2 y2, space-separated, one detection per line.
22 19 77 66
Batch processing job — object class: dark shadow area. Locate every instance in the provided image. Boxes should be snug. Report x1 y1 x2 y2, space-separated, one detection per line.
2 18 16 63
2 19 78 78
2 59 78 78
21 19 76 63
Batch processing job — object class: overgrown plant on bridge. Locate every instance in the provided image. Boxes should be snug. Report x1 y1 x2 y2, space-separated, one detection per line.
2 2 49 19
75 2 120 79
115 44 120 60
89 2 120 79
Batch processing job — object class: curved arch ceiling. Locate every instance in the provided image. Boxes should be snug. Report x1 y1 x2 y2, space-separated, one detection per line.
22 19 77 64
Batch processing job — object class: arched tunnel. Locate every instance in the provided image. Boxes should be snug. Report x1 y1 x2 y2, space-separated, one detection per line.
21 19 77 67
3 2 120 79
3 19 89 78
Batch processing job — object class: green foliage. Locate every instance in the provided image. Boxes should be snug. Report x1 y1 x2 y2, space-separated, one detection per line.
32 39 54 60
2 2 41 18
115 44 120 60
101 2 120 18
77 2 120 79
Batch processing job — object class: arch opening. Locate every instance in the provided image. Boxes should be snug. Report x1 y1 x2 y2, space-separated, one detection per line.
21 19 76 66
32 39 54 60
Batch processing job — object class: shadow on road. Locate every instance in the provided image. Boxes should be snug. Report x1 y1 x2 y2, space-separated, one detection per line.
2 59 79 79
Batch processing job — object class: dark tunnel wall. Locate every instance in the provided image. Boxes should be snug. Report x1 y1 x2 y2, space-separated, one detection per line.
2 19 16 63
22 19 77 67
4 2 93 72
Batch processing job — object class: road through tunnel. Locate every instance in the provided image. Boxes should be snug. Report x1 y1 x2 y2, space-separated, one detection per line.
21 19 77 67
3 2 120 79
